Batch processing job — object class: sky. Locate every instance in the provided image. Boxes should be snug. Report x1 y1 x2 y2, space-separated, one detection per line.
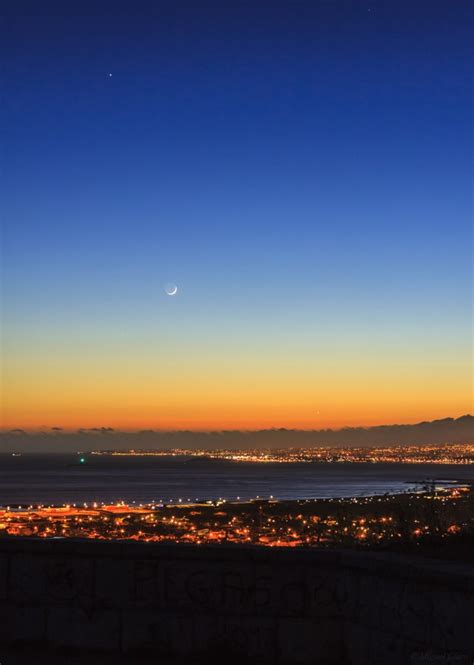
1 0 472 431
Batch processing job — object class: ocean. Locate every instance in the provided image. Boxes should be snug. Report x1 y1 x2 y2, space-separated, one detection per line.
0 454 472 506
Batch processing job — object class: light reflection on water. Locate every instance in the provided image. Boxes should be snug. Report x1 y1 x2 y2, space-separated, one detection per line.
0 454 471 505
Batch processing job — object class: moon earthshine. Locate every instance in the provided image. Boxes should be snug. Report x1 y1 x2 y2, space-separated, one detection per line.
164 283 178 296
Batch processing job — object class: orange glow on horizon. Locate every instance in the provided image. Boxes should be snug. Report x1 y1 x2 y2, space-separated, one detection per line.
1 407 472 433
2 338 471 432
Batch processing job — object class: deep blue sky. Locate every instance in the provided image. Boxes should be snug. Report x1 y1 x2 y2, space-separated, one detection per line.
2 0 473 429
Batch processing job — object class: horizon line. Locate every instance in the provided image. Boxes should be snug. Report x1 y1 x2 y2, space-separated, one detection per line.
1 414 472 436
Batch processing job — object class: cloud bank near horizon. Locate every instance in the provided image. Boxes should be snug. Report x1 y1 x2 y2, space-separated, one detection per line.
0 416 472 453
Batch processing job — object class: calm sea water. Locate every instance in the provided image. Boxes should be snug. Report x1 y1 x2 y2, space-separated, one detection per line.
0 454 472 506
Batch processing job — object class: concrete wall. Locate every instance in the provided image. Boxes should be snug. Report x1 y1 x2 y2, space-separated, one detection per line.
0 538 472 664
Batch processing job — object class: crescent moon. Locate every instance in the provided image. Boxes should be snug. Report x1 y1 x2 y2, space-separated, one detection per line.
164 283 178 296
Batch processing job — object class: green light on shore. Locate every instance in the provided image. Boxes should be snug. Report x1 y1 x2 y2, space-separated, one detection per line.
79 457 86 464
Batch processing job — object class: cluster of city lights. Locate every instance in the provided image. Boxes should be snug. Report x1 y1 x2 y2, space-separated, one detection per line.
0 486 471 548
91 443 474 464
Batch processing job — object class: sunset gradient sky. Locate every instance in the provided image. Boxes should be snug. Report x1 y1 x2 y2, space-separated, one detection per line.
2 0 472 430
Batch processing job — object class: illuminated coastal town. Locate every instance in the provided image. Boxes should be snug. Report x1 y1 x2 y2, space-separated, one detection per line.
1 484 472 551
91 443 474 465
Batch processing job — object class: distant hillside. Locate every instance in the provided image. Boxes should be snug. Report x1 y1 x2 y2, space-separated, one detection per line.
0 415 472 453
